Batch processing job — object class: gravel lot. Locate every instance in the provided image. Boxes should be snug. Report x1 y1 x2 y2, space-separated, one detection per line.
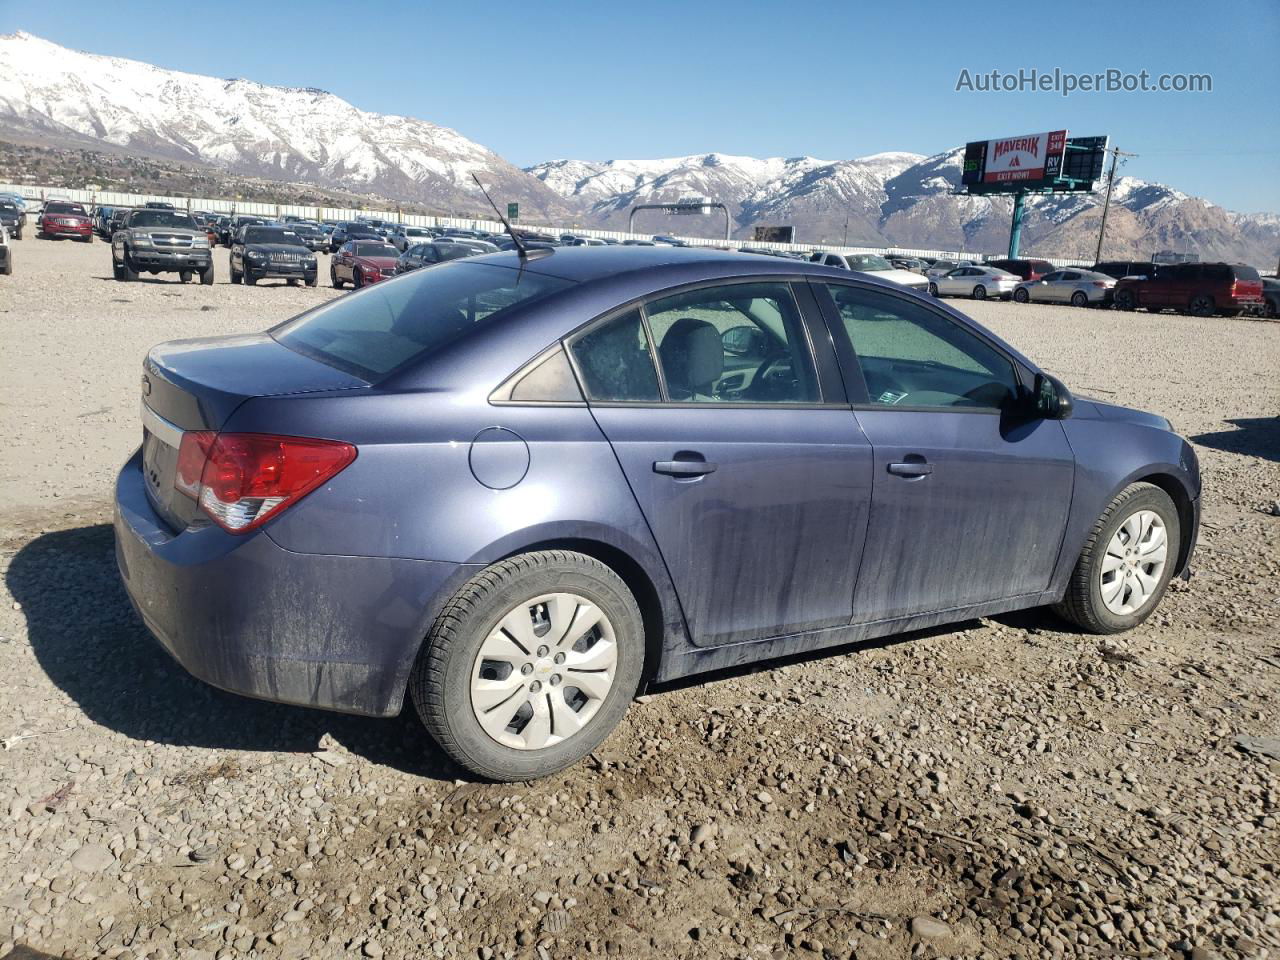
0 238 1277 960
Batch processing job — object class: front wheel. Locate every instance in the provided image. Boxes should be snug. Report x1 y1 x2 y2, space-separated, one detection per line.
331 268 344 288
353 268 364 289
410 551 644 781
1053 482 1180 634
179 270 192 284
1013 287 1030 303
200 264 214 285
927 282 939 297
1114 288 1136 311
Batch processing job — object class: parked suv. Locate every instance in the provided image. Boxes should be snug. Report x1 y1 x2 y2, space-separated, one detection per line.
986 258 1054 282
0 200 24 241
112 209 213 284
37 200 92 241
1113 262 1265 317
230 225 318 286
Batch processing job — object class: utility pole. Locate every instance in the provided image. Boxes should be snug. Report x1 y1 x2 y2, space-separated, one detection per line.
842 212 849 246
1094 147 1138 264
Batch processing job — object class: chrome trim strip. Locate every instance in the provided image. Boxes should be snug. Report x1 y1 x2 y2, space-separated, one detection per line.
141 402 184 447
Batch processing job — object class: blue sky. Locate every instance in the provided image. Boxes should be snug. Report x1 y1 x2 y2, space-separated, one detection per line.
3 0 1278 212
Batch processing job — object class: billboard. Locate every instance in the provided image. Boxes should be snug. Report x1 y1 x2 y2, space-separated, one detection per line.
962 130 1067 186
1061 135 1109 184
753 225 795 243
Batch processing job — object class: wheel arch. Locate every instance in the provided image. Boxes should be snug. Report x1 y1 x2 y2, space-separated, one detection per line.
495 537 669 691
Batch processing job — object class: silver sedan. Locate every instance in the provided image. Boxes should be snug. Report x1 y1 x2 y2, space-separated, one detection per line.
1013 269 1117 307
928 265 1021 300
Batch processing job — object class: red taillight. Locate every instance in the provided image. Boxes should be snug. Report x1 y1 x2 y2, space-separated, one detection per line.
175 432 356 533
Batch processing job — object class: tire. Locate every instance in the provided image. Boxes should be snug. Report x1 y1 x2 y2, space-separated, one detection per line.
305 275 317 287
972 285 987 300
1114 288 1136 311
200 264 214 286
244 270 257 286
410 550 644 781
121 251 139 282
1 257 10 276
229 264 241 284
331 268 344 289
179 270 192 284
927 282 939 297
1266 300 1278 319
1188 294 1214 317
1053 482 1181 634
1070 291 1089 308
112 259 124 281
353 268 364 289
1013 287 1029 303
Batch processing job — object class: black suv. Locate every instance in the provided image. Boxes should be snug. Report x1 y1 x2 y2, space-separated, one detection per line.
230 225 318 286
0 200 23 241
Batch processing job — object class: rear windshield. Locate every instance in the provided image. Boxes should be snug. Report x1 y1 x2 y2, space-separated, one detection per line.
244 227 304 245
128 211 198 229
354 242 399 258
273 262 575 380
846 255 893 272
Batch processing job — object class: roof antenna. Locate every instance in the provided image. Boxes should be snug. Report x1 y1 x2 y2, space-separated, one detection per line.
471 174 549 260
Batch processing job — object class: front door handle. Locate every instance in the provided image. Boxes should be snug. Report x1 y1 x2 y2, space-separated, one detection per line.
654 455 717 477
887 461 932 478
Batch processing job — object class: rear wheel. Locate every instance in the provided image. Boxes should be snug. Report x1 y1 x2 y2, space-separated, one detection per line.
410 550 644 781
331 267 344 288
1188 294 1214 317
1 256 10 276
1114 288 1137 311
1267 299 1278 319
972 285 987 300
1054 483 1180 634
229 264 241 284
1070 291 1089 307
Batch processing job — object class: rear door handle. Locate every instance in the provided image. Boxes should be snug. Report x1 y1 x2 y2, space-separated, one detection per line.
887 461 932 478
654 456 717 477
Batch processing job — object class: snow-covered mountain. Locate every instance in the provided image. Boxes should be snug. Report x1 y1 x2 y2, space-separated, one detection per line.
0 31 571 218
532 146 1280 263
1 31 1276 265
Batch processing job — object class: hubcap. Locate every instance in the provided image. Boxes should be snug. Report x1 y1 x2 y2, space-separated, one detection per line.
1099 509 1168 615
469 592 617 751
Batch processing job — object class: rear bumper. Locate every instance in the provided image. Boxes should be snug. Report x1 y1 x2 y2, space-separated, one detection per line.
113 450 472 717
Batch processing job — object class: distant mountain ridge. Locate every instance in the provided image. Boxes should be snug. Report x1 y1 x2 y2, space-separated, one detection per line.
1 31 1276 265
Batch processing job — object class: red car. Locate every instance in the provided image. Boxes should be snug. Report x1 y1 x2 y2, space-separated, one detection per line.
37 201 93 242
331 239 400 288
986 257 1055 281
1114 262 1265 317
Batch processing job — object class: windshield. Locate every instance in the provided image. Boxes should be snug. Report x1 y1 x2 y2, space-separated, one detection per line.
354 242 399 258
0 203 18 215
846 255 893 272
128 211 198 229
46 202 87 216
273 262 575 380
244 227 304 245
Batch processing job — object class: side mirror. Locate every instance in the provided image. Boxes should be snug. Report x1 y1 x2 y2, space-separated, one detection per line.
1032 372 1073 420
722 325 767 358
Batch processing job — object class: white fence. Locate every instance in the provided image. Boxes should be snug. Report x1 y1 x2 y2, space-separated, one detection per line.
0 181 1095 266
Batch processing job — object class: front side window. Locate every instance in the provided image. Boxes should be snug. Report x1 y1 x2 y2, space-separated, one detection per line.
826 285 1018 410
645 282 818 403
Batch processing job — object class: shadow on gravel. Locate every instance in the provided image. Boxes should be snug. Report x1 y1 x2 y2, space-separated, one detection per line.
8 524 462 783
1191 416 1280 463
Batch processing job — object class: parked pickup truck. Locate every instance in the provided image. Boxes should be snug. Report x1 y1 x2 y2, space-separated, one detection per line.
112 208 213 284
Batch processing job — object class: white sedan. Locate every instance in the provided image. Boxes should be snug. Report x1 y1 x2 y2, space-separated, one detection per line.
1012 269 1116 306
929 265 1021 300
812 252 929 292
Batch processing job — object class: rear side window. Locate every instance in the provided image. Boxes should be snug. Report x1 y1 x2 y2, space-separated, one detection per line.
273 262 574 381
1232 264 1261 282
569 309 661 402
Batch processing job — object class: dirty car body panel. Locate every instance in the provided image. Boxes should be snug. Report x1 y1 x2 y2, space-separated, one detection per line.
114 248 1201 716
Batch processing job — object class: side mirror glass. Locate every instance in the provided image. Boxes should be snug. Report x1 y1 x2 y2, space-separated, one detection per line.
722 325 767 359
1032 372 1073 420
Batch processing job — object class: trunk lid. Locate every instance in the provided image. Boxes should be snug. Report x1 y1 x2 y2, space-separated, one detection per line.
140 333 367 530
